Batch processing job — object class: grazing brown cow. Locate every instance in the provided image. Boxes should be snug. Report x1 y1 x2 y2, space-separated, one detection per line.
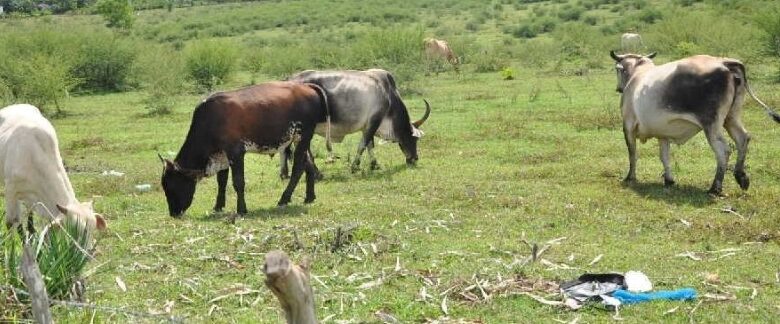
424 37 459 70
160 81 330 217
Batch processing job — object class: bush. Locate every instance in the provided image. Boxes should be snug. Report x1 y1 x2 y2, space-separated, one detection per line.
72 34 137 92
184 39 239 91
0 54 79 115
638 8 663 24
756 8 780 57
558 5 584 21
134 45 189 114
95 0 134 29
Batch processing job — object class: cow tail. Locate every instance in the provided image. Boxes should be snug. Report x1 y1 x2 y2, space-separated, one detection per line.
307 83 333 152
724 60 780 123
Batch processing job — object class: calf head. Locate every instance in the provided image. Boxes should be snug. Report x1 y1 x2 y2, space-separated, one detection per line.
55 201 107 232
160 157 196 217
610 50 656 93
397 100 431 165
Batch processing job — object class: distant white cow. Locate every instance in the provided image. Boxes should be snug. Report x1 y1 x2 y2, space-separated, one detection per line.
621 33 644 52
424 37 460 71
0 104 106 234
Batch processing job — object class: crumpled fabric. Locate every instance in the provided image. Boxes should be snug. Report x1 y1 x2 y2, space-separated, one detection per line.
560 273 626 310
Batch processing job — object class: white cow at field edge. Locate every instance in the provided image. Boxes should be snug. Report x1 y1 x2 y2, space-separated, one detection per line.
621 33 644 52
0 104 106 233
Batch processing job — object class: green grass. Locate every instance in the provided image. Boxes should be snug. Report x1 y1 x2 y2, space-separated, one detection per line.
1 0 780 321
9 68 774 322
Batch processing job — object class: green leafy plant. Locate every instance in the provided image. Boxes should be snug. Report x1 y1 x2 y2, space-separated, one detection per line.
95 0 134 29
184 39 239 91
1 219 93 317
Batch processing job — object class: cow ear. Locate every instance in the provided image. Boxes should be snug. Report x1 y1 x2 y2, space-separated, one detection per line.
646 52 657 59
94 213 107 230
56 204 70 215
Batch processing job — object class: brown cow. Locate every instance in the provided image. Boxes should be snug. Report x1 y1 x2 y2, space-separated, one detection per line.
424 37 459 70
160 81 330 217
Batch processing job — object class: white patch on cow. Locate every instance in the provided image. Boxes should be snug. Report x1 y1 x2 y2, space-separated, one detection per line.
412 127 424 138
242 121 304 155
376 118 397 142
205 152 229 176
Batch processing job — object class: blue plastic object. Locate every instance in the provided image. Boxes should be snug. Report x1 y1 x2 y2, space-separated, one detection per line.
612 288 697 304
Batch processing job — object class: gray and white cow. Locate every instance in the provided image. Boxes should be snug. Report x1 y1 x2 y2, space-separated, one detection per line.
280 69 431 178
610 51 780 195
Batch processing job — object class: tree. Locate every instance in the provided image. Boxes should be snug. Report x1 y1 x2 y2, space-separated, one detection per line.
95 0 133 30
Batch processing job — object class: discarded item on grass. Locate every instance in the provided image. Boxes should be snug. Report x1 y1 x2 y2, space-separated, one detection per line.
624 271 652 292
135 184 152 192
612 288 697 304
559 273 624 309
559 272 696 310
101 170 125 177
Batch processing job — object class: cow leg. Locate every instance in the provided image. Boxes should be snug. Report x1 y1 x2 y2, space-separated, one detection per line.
352 116 383 172
725 118 751 190
704 127 730 196
303 150 317 203
5 194 21 234
279 140 311 207
367 139 380 170
307 149 323 180
213 169 229 212
279 146 291 180
229 153 248 215
622 122 638 183
659 138 675 186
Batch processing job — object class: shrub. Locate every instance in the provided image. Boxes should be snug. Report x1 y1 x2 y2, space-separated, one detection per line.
0 54 79 115
500 67 516 80
756 8 780 57
558 5 584 22
72 34 137 92
638 8 663 24
184 39 239 91
134 45 189 114
95 0 134 29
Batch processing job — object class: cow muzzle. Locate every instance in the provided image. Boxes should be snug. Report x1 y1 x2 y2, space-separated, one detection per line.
406 157 418 166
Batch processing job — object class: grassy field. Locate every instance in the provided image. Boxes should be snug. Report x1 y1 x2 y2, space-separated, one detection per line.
36 68 780 322
2 0 780 322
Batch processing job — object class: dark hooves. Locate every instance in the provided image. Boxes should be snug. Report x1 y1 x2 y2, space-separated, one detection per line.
735 171 750 190
663 179 676 187
304 197 316 204
707 188 724 198
622 177 636 184
280 174 290 180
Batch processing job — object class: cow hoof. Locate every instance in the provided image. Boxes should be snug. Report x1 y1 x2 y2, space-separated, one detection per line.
304 197 316 204
735 171 750 190
280 174 290 180
314 172 324 181
237 209 247 216
663 179 676 187
622 176 636 184
370 161 380 171
707 188 724 198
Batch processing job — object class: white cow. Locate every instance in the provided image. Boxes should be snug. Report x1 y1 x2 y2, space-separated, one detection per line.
621 33 644 52
0 104 106 233
610 51 780 195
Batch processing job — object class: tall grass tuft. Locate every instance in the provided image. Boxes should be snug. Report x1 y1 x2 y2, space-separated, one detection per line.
1 219 94 317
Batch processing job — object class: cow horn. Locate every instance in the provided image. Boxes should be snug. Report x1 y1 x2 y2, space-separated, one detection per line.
646 52 657 59
157 153 165 163
610 50 621 62
413 99 431 128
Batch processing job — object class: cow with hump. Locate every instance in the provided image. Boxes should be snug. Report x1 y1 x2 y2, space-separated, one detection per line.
610 51 780 195
0 104 107 234
280 68 430 178
160 81 330 217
